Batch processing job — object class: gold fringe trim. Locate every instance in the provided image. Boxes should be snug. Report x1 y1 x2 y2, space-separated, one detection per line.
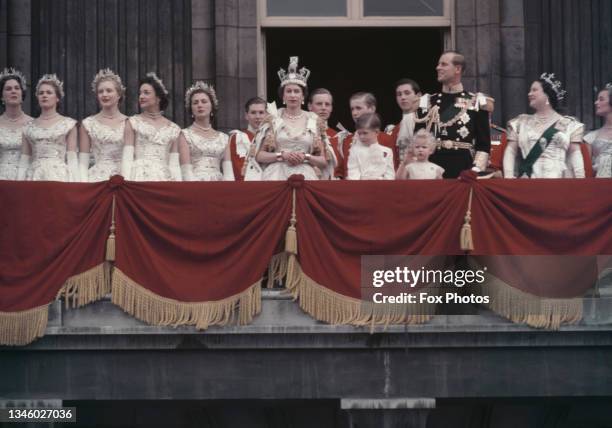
267 252 288 288
285 188 298 255
285 255 433 329
0 305 48 346
460 187 474 252
105 194 117 261
111 268 261 329
56 263 111 309
481 269 583 330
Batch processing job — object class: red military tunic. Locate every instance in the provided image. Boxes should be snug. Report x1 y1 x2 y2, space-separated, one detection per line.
229 129 255 181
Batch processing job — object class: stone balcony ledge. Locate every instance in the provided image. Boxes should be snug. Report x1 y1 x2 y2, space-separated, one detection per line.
10 290 612 351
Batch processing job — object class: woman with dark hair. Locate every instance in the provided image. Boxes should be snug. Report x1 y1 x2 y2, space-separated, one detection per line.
583 83 612 178
0 68 32 180
503 73 585 178
121 72 181 181
79 69 127 181
246 57 333 181
177 81 233 181
386 78 422 165
20 74 79 181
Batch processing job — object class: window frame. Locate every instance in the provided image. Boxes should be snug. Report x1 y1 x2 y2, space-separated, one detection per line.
259 0 453 27
256 0 455 96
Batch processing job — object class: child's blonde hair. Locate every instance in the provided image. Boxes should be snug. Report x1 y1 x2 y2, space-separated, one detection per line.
410 129 436 153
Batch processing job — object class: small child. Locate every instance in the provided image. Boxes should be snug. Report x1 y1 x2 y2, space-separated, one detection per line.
346 113 395 180
396 129 444 179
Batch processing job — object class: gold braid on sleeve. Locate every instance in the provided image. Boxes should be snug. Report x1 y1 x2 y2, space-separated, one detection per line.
312 116 326 158
414 106 440 134
262 127 277 153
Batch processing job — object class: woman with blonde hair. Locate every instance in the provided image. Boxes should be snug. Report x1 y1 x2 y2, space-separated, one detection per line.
79 69 127 181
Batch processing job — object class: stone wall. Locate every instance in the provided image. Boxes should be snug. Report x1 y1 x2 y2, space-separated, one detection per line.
455 0 526 126
213 0 258 132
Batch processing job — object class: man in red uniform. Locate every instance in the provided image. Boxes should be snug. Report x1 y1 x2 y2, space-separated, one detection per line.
228 97 267 180
308 88 341 178
336 92 398 179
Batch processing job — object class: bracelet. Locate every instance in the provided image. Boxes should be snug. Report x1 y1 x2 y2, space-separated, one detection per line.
304 153 312 163
275 152 283 162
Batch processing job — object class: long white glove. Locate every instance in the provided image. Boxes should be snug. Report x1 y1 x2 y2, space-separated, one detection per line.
169 152 182 181
503 140 518 178
222 160 235 181
17 154 31 180
568 145 585 178
120 145 134 180
181 163 195 181
67 151 80 182
78 152 90 182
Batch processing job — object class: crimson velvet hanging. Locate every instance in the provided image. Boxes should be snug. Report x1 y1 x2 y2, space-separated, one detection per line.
0 180 112 345
1 177 611 346
468 179 611 328
282 177 469 326
110 177 291 329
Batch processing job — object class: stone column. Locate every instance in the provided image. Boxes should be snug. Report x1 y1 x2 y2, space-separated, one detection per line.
499 0 527 125
0 0 7 69
6 0 32 113
455 0 527 125
192 0 216 83
214 0 258 132
341 398 435 428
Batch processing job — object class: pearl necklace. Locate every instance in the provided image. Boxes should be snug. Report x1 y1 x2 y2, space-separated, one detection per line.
143 111 163 119
3 112 25 123
100 112 121 120
39 113 60 121
534 113 558 125
192 122 212 132
283 110 304 120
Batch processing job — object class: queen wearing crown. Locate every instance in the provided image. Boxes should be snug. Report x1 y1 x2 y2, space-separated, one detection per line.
79 69 127 182
0 68 32 180
503 73 585 178
121 72 182 181
246 57 334 181
177 81 233 181
19 74 79 181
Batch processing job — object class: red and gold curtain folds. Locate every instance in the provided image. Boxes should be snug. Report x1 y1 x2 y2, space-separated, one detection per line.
0 177 291 345
284 177 469 326
0 180 112 345
468 179 612 328
111 178 291 329
1 177 611 346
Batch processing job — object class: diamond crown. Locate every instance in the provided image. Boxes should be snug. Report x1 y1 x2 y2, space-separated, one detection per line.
91 68 125 95
540 72 567 101
278 56 310 88
0 68 27 90
36 74 65 99
184 81 219 109
145 72 169 96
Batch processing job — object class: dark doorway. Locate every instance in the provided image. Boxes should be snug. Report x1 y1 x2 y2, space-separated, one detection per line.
266 28 443 131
